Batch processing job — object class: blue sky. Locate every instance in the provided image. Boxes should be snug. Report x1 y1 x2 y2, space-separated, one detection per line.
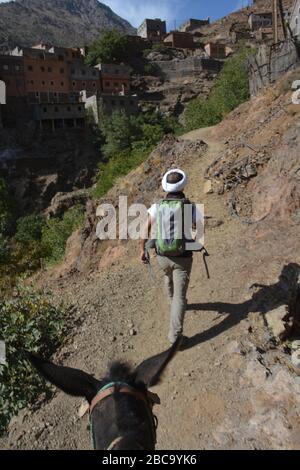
101 0 253 29
0 1 253 29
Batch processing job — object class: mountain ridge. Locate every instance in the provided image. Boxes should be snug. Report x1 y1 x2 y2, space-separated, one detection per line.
0 0 136 48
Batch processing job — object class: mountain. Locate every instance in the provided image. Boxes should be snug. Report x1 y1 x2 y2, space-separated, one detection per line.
0 0 136 48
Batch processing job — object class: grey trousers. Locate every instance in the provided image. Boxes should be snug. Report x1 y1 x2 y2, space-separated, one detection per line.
157 255 193 344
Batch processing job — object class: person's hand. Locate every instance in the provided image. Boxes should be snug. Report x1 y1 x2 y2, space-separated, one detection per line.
141 250 149 264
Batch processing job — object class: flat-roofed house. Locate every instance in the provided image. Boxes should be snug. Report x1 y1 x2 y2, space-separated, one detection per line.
163 31 195 49
248 12 273 31
138 19 167 42
290 0 300 39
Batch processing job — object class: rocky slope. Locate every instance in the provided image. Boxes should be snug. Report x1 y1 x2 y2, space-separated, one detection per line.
0 126 101 214
195 0 295 44
0 0 135 48
1 66 299 450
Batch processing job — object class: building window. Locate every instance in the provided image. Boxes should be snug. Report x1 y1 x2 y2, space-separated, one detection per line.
115 69 119 74
15 65 20 71
48 67 52 72
3 64 8 70
30 80 34 85
82 70 86 75
71 69 75 74
105 82 110 87
111 100 115 106
41 66 45 72
72 81 76 87
93 82 96 87
42 81 45 85
60 68 64 74
51 81 54 86
43 107 47 112
28 65 33 71
58 55 64 61
92 71 96 76
78 106 82 111
55 107 59 112
82 82 86 87
114 83 119 87
67 106 71 111
61 81 64 86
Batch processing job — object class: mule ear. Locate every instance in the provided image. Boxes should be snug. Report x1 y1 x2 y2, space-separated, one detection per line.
134 338 180 388
28 353 101 403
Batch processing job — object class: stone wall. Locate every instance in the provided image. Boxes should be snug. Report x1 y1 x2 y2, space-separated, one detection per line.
248 39 300 96
154 57 223 82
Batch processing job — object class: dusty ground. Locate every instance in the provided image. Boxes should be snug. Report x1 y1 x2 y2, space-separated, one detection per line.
1 117 300 450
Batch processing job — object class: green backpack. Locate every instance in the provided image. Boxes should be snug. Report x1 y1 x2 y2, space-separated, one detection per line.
156 199 188 257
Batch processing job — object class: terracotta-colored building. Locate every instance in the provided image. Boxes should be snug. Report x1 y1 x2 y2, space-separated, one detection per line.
96 63 131 95
164 31 195 49
12 46 71 103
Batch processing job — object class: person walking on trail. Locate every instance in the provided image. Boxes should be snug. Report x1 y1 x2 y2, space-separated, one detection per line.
140 169 203 346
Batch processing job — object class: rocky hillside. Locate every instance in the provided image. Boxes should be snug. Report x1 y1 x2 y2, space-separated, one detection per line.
196 0 295 44
0 0 135 47
1 65 300 450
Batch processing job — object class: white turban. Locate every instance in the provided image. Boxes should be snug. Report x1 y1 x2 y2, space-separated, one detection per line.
162 169 188 193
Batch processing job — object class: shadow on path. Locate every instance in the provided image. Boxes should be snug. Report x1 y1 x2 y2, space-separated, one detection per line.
182 263 300 351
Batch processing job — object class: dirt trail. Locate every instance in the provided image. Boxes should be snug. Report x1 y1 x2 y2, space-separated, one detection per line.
1 125 300 450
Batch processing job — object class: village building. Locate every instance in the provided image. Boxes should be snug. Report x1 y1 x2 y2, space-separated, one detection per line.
137 19 167 42
248 12 273 31
0 44 137 130
179 18 210 33
31 102 85 131
99 94 139 116
163 31 195 49
0 54 25 98
204 43 227 60
96 63 131 95
11 46 71 104
290 0 300 39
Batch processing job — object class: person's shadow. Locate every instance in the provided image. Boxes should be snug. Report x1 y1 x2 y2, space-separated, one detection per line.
182 263 300 351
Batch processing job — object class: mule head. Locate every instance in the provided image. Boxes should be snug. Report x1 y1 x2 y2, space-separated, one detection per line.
28 338 180 450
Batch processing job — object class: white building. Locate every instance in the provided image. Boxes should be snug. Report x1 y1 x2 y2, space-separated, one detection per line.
290 0 300 39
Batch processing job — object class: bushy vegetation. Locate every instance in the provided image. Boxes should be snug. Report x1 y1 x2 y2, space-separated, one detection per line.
41 205 85 265
93 109 180 198
185 47 252 131
0 204 85 294
85 29 131 65
0 288 69 435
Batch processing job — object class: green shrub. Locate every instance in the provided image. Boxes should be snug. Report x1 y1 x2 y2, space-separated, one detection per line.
85 29 130 65
185 47 252 131
0 287 69 435
41 205 85 265
143 63 159 76
15 215 44 244
93 147 149 198
0 233 9 265
93 109 178 198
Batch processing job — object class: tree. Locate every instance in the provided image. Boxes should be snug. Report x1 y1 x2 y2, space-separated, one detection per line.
86 29 130 65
